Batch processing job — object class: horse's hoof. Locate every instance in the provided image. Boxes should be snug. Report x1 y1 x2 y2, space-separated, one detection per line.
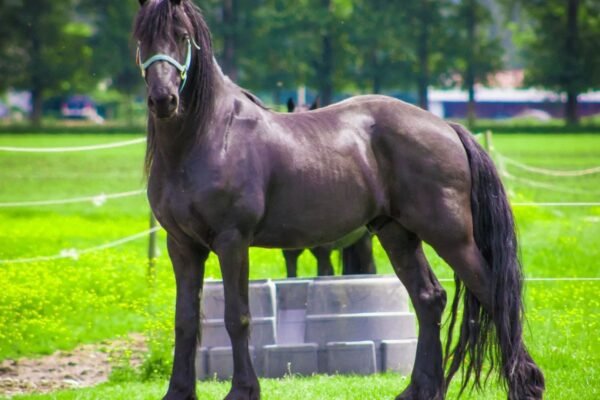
224 385 260 400
396 383 444 400
162 393 197 400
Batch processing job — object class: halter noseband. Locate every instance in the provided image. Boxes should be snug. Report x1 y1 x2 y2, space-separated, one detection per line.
136 37 200 93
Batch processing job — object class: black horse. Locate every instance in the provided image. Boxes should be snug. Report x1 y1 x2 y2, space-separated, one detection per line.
282 97 376 277
134 1 544 400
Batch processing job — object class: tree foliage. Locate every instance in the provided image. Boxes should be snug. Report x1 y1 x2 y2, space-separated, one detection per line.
1 0 596 123
0 0 95 123
504 0 600 124
83 0 141 96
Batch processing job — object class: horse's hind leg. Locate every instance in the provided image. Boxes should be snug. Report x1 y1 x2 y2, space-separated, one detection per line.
310 246 334 276
376 221 446 400
282 249 303 278
342 232 376 275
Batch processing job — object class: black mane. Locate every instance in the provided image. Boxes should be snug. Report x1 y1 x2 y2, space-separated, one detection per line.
134 0 215 175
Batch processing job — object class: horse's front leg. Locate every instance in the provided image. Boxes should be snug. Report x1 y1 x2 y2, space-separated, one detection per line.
164 235 209 400
213 229 259 400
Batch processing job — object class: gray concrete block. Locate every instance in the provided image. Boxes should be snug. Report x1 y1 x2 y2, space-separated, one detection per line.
263 343 318 378
202 317 276 348
305 312 416 346
275 279 311 310
307 277 409 315
202 280 276 319
276 309 306 345
381 339 418 376
195 347 208 380
327 341 376 375
207 346 255 380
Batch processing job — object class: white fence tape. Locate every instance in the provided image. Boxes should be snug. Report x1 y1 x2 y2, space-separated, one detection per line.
502 171 599 195
438 277 600 283
0 137 146 153
512 202 600 207
0 227 161 264
0 189 146 208
494 151 600 177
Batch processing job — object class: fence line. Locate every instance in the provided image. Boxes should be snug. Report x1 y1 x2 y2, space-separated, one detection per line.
0 137 146 153
512 202 600 207
0 227 161 265
0 189 146 208
501 171 599 196
494 151 600 177
438 277 600 283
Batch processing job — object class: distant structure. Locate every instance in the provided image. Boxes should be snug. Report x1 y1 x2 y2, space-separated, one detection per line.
429 69 600 120
429 88 600 120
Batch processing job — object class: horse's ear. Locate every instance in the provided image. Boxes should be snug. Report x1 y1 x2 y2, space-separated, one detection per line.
310 97 320 110
287 98 295 113
138 0 147 6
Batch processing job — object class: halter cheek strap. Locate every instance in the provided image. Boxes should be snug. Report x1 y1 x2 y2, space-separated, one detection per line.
137 37 200 93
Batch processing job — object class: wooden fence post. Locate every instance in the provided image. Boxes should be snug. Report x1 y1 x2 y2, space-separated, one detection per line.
483 129 493 153
148 212 158 282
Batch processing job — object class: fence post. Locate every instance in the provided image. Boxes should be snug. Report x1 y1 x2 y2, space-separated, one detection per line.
148 212 158 282
483 129 493 153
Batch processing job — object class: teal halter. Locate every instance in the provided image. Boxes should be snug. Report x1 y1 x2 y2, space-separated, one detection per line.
136 37 200 93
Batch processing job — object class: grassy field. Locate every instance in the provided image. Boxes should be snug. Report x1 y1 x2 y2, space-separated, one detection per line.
0 133 598 399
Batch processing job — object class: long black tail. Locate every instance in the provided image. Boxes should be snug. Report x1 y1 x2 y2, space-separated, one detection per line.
446 123 545 399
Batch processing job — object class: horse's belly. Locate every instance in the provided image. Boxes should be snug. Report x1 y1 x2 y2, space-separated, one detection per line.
251 177 379 249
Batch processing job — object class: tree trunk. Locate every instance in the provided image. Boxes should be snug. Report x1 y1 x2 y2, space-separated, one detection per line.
466 0 477 128
417 0 430 110
30 88 43 126
222 0 238 82
29 16 43 126
316 0 333 107
371 51 381 94
566 91 578 125
320 35 333 105
565 0 579 125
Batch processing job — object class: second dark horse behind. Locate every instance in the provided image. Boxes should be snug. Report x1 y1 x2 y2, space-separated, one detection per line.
283 97 376 277
134 1 545 399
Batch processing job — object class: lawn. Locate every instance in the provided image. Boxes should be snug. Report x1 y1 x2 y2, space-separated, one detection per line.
0 133 598 399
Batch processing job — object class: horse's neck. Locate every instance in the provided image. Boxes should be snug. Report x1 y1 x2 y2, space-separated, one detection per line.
150 64 232 172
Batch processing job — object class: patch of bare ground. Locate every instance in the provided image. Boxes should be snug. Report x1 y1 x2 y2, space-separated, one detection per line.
0 334 146 397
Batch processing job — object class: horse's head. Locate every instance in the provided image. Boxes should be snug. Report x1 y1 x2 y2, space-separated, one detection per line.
135 0 200 119
287 97 320 113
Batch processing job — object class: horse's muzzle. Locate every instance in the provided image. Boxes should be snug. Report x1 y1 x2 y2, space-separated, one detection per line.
148 90 178 119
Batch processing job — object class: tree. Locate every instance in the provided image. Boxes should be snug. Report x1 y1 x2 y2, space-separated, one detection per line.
504 0 600 125
0 0 95 125
395 0 453 110
449 0 503 127
343 1 412 94
204 0 354 106
84 0 141 96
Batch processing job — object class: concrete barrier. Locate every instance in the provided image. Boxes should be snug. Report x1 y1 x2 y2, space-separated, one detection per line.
305 312 416 346
326 341 376 375
207 346 256 380
306 276 410 314
263 343 319 378
202 280 276 319
381 339 418 375
196 276 417 380
201 317 276 348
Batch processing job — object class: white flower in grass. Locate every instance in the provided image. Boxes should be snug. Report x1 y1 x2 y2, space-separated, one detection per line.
60 248 79 260
92 193 107 206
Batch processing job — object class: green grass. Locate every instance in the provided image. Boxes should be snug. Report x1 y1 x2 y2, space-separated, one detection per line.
0 133 599 399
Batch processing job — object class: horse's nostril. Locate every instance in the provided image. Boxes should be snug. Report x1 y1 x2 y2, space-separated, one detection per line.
169 95 177 108
148 92 177 117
